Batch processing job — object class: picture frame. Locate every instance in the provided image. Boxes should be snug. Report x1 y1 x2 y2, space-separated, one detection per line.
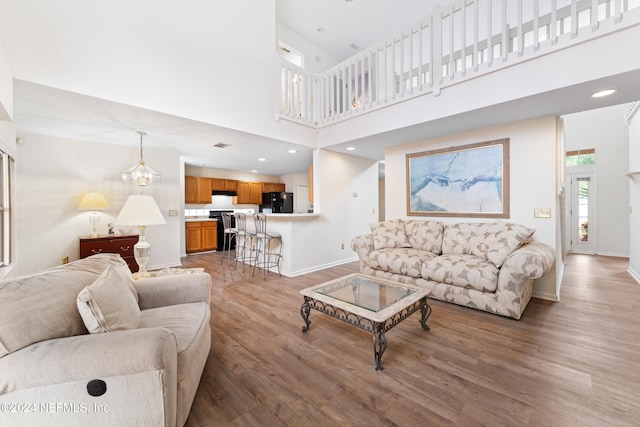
406 138 510 218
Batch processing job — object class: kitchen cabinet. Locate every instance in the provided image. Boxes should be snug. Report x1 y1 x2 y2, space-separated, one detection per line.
186 221 217 253
235 181 262 204
262 182 285 193
185 176 212 204
211 178 238 192
79 234 139 272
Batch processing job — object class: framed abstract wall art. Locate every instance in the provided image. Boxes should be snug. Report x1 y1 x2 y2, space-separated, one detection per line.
406 138 510 218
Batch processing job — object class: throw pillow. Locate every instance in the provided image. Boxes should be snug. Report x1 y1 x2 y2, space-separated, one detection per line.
369 219 411 250
469 221 535 268
403 220 444 254
77 265 141 334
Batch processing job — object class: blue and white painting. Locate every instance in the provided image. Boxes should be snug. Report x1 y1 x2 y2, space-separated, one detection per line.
407 139 509 217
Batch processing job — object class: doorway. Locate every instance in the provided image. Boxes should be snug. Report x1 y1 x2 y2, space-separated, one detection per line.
565 172 597 254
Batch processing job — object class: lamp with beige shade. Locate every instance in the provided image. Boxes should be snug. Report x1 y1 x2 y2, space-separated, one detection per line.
77 191 109 238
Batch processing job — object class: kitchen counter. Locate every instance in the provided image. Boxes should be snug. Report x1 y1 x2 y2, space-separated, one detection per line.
185 218 217 222
263 213 321 219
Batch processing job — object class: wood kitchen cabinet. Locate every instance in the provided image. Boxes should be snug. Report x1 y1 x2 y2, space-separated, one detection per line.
262 182 285 193
186 221 217 253
185 176 212 204
235 181 263 204
79 234 139 272
211 178 238 192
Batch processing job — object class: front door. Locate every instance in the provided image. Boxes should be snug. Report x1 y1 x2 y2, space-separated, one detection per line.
566 172 596 254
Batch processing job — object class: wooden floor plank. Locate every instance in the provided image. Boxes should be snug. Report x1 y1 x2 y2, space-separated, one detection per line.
182 252 640 426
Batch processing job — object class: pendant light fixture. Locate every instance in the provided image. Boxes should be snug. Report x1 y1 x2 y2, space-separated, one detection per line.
120 131 161 186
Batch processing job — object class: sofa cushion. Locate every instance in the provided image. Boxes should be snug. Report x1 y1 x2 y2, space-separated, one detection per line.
77 265 141 333
403 220 443 254
366 248 437 278
0 253 131 359
421 254 499 292
369 219 411 250
441 222 483 255
470 221 535 267
138 302 210 384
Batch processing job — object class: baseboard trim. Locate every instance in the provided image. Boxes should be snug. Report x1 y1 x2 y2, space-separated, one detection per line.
597 251 630 258
283 256 359 277
628 267 640 284
533 290 560 301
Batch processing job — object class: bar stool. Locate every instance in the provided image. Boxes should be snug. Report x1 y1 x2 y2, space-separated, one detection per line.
252 213 282 280
219 212 237 266
234 213 257 273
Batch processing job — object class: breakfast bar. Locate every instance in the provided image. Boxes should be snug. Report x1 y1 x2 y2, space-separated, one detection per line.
258 213 322 276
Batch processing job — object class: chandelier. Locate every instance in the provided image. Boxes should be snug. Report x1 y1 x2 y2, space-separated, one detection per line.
120 131 161 186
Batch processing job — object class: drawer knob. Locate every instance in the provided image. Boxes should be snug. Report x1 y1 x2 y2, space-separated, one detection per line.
91 249 103 254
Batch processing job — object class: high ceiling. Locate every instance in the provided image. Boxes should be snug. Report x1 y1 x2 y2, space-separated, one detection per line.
5 0 640 177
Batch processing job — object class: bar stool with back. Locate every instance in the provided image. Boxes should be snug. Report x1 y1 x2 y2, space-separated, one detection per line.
234 213 257 273
219 212 237 266
252 213 282 280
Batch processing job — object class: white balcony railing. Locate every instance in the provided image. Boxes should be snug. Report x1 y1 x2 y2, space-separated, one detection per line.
277 0 640 128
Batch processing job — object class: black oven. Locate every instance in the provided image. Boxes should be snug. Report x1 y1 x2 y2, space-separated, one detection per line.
208 210 236 251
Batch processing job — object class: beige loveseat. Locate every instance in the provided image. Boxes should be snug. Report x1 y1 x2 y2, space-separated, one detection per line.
0 253 211 426
351 219 556 319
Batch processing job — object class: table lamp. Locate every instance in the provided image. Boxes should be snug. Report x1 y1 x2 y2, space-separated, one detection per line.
78 191 109 237
115 194 166 277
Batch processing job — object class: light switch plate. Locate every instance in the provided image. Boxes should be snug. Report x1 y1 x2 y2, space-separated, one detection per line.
534 208 551 218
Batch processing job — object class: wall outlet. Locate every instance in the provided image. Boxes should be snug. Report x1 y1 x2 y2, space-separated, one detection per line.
61 256 69 264
168 210 179 217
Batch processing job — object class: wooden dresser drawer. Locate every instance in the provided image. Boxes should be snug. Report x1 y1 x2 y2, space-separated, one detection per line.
79 235 139 272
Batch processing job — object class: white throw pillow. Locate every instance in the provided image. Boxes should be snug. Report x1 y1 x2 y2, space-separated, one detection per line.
77 265 141 334
369 219 411 250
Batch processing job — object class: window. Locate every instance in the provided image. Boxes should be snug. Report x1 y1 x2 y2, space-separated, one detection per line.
566 148 595 167
0 151 13 266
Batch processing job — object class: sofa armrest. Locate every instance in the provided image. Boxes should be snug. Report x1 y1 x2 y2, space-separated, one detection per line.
135 272 211 310
0 328 177 394
350 234 374 259
498 242 556 291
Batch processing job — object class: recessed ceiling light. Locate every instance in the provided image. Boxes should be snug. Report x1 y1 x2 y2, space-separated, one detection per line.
288 149 297 154
258 157 266 162
592 89 616 98
251 169 258 173
346 147 356 151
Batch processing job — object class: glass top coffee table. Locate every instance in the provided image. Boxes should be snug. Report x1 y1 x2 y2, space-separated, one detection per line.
300 273 432 370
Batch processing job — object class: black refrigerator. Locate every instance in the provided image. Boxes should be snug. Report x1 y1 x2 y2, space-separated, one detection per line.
261 192 294 213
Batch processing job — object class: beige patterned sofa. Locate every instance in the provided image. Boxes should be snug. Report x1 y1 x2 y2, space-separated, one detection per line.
0 253 211 426
351 219 556 319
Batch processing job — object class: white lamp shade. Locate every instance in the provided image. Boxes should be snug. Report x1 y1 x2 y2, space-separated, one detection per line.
115 195 166 226
78 191 109 210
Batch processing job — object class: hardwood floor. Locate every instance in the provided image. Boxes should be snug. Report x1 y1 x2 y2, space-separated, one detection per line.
181 253 640 426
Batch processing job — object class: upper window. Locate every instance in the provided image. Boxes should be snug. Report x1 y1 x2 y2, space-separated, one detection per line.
566 148 595 167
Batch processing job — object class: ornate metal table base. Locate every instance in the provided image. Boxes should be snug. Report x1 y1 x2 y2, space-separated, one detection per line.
300 296 431 370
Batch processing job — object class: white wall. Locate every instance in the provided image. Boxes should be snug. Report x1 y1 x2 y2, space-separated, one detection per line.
0 0 316 147
276 23 339 73
15 133 182 275
0 39 11 121
628 104 640 281
562 105 630 257
385 116 560 299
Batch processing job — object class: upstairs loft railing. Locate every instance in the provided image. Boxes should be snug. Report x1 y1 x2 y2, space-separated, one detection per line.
277 0 640 128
